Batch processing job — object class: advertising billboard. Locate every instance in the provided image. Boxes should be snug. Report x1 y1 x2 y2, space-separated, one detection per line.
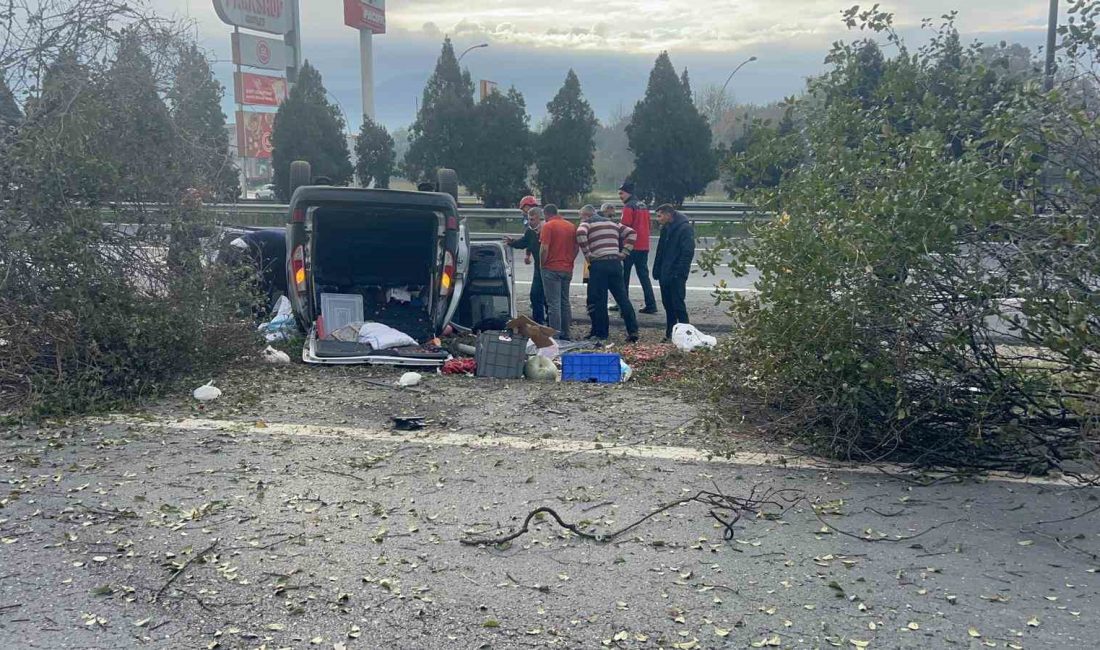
231 32 288 71
214 0 292 35
344 0 386 34
237 111 275 159
234 72 289 107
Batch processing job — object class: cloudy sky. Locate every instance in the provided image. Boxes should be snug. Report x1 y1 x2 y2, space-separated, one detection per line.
160 1 1059 130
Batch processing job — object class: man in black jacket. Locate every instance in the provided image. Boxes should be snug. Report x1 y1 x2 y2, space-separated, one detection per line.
505 207 546 324
652 204 695 341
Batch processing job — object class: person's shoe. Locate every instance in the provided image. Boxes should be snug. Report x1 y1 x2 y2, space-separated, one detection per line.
639 306 659 315
627 333 640 343
609 304 620 312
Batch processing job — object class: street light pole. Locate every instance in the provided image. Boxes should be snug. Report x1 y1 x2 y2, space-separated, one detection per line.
720 56 758 98
1044 0 1058 91
459 43 489 62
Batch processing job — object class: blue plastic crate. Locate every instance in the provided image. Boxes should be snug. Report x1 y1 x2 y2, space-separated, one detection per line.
562 353 622 384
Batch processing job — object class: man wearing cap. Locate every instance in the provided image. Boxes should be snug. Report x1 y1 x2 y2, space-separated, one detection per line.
504 206 546 324
618 181 659 315
653 204 696 341
577 204 639 342
519 195 539 218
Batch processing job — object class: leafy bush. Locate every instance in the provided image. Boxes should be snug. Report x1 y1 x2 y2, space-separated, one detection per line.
704 6 1100 472
0 2 258 416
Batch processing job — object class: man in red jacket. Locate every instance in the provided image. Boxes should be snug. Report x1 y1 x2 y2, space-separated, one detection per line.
617 182 659 314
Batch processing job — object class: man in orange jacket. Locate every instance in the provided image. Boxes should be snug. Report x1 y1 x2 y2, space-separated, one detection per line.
618 182 659 314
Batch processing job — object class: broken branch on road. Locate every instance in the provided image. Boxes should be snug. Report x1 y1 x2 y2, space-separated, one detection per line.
460 486 802 547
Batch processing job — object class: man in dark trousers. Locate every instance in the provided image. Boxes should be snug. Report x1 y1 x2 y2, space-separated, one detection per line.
618 181 658 314
653 204 695 341
577 204 639 342
504 206 546 324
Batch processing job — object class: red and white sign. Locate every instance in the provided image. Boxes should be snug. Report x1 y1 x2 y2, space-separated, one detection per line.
235 72 288 107
237 111 275 159
344 0 386 34
232 32 288 71
214 0 292 35
479 80 499 101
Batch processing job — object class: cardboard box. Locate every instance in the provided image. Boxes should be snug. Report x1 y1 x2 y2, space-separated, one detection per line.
506 315 557 349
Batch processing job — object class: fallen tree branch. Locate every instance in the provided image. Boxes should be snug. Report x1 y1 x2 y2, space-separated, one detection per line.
813 510 964 543
1034 502 1100 526
154 540 218 603
304 464 365 482
460 486 802 547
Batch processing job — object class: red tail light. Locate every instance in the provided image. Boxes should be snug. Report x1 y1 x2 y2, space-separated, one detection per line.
446 215 458 230
292 208 306 223
291 244 306 294
441 251 456 296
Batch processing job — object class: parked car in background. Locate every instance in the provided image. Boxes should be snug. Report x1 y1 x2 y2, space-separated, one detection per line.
254 184 277 201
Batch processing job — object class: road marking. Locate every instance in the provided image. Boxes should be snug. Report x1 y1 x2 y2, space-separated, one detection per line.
514 281 754 293
107 416 1093 487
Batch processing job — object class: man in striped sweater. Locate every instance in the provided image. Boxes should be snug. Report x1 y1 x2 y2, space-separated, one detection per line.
576 204 640 342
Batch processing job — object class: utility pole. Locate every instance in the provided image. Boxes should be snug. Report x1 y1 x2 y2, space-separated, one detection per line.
1045 0 1058 91
720 56 758 98
360 29 375 120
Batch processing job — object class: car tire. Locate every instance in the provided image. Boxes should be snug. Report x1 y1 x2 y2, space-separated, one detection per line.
437 168 459 202
289 160 312 197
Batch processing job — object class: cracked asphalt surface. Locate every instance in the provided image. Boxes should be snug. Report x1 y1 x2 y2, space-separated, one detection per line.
2 363 1098 649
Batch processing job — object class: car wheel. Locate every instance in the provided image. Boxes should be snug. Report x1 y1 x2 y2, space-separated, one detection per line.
289 161 312 197
437 168 459 202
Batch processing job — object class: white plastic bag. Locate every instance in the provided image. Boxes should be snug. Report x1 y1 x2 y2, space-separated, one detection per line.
398 372 423 387
193 381 222 402
262 345 291 364
527 337 560 360
272 295 292 318
671 324 717 352
620 360 633 383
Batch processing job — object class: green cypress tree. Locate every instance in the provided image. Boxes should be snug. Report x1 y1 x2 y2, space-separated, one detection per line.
404 38 475 185
271 61 353 201
0 75 21 185
465 87 533 208
535 70 597 208
627 52 717 205
101 30 178 202
0 75 21 128
19 51 110 202
354 115 396 189
169 45 240 201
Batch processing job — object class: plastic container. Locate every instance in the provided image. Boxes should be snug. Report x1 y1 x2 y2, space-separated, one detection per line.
475 331 528 379
320 293 364 335
562 353 622 384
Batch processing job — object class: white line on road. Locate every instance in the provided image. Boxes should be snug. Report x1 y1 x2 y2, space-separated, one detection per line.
109 416 1092 487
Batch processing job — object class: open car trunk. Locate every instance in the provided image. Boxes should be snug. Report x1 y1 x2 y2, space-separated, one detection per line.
305 206 450 365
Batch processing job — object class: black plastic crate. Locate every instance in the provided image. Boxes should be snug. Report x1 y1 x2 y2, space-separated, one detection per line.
475 332 528 379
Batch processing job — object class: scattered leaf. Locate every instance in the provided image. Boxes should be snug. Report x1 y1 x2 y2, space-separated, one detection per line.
1027 617 1040 627
907 622 920 631
968 628 982 638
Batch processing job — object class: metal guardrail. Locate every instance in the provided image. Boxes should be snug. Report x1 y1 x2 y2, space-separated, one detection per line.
199 203 770 226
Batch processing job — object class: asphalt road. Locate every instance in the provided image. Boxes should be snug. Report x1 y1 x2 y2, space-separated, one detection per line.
2 364 1097 649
